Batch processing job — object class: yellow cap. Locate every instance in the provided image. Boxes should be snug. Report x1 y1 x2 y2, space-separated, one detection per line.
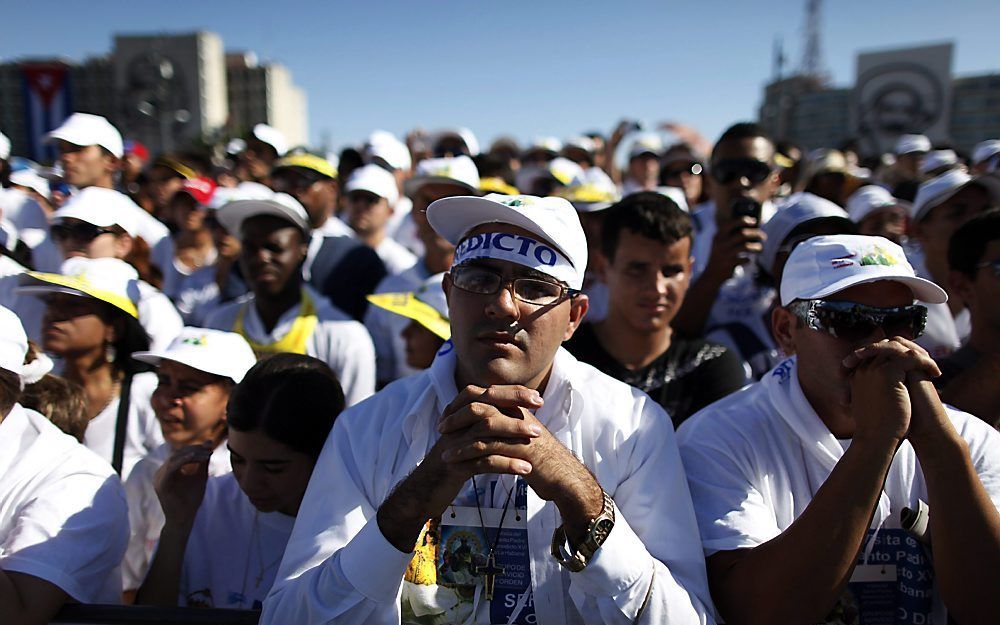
366 292 450 341
274 154 338 179
21 271 139 318
479 177 520 196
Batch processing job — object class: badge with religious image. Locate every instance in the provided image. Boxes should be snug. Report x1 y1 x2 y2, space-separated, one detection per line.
400 478 535 625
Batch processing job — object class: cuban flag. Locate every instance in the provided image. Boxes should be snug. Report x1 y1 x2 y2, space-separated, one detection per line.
21 62 73 163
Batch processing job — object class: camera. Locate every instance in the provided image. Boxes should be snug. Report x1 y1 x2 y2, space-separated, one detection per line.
730 197 762 223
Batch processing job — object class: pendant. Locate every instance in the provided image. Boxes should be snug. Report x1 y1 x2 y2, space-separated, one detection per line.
475 552 505 601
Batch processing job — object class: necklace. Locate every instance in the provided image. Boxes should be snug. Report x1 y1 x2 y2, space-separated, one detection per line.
471 475 516 602
239 512 285 608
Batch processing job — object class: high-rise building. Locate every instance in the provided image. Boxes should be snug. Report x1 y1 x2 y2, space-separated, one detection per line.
226 52 308 148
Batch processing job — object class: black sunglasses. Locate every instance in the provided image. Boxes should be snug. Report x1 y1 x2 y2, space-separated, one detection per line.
788 299 927 342
51 222 116 241
662 162 703 179
710 158 772 185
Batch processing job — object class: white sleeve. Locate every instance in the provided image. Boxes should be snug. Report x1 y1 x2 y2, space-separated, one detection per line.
567 398 716 625
321 322 376 406
260 414 411 624
122 463 156 591
0 471 129 603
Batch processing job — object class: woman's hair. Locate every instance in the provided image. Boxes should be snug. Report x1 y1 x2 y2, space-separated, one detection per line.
20 341 89 441
102 302 152 377
226 353 345 459
0 368 20 416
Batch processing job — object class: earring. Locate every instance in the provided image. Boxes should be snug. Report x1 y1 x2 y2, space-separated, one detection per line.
105 341 117 364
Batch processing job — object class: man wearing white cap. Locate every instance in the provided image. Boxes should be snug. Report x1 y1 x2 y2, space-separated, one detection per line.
846 185 909 244
241 123 287 185
45 113 171 257
908 169 1000 358
364 155 480 386
893 133 931 181
621 133 663 196
263 194 714 625
122 328 257 597
365 131 417 253
678 234 1000 625
0 305 129 619
344 164 416 275
204 193 376 406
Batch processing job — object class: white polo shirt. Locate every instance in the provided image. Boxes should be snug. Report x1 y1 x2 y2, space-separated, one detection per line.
260 347 714 625
0 404 129 603
203 285 376 406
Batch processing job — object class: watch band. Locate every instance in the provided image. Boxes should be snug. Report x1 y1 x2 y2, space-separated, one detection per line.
550 489 615 572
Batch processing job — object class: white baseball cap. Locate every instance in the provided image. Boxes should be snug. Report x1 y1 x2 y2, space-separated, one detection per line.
780 234 946 306
0 305 28 377
18 257 143 318
972 140 1000 165
427 194 587 290
403 155 480 197
0 131 10 160
894 134 931 156
217 191 311 237
911 169 1000 222
919 149 958 175
132 327 257 383
365 130 411 171
846 185 902 223
628 133 663 160
9 168 50 201
252 123 288 157
759 193 851 277
45 113 124 158
52 186 139 236
345 164 399 206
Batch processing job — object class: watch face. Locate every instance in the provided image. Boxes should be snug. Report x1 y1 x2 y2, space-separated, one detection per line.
595 518 614 541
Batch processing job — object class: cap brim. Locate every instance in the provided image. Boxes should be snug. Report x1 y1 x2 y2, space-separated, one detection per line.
789 272 947 306
572 201 614 213
403 177 479 198
916 176 1000 221
217 201 310 236
366 292 450 340
129 351 239 381
426 196 573 261
17 273 139 318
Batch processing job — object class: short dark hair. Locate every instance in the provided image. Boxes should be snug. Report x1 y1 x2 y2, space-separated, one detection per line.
711 122 773 162
600 191 692 261
949 209 1000 277
0 369 20 416
227 353 345 459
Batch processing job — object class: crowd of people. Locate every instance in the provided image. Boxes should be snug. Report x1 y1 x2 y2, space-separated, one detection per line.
0 111 998 625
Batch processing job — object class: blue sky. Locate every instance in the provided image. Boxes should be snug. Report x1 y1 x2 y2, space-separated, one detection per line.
2 0 998 151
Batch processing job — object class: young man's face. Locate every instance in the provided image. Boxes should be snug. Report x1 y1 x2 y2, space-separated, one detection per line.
709 136 778 225
444 223 588 389
915 184 994 261
604 231 692 334
58 141 116 188
628 153 659 184
345 190 392 237
239 216 307 297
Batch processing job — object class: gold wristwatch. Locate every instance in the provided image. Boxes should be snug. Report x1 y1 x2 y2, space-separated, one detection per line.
550 490 615 572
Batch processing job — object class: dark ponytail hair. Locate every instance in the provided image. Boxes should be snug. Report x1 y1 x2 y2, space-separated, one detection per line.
226 353 345 459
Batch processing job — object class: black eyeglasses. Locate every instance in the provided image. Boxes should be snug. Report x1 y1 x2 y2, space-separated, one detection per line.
710 158 772 185
975 259 1000 278
51 222 116 242
450 264 575 306
788 299 927 342
662 162 703 179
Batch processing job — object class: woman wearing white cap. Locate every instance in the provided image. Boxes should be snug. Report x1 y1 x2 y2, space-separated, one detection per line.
135 353 343 610
18 257 164 479
121 327 257 600
0 305 129 620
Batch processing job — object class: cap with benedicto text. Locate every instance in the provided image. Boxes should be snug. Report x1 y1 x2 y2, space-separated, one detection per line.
780 234 946 306
427 194 587 290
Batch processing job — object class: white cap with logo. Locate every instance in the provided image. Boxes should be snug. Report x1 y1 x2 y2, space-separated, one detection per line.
45 113 124 158
427 194 587 290
345 164 399 206
132 327 257 383
780 234 947 306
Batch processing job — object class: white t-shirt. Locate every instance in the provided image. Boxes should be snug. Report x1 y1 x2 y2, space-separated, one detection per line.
0 404 129 603
375 237 418 276
204 285 376 406
261 347 714 625
123 443 232 590
178 473 295 609
82 371 164 480
363 263 429 386
677 357 1000 624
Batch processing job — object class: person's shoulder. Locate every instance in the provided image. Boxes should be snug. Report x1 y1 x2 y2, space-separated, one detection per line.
671 335 746 374
676 380 770 445
374 263 425 294
944 404 1000 450
202 295 249 328
335 370 434 434
561 349 668 430
19 406 122 483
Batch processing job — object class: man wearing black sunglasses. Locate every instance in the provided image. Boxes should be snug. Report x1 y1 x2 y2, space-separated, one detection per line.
679 234 1000 625
673 122 777 337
